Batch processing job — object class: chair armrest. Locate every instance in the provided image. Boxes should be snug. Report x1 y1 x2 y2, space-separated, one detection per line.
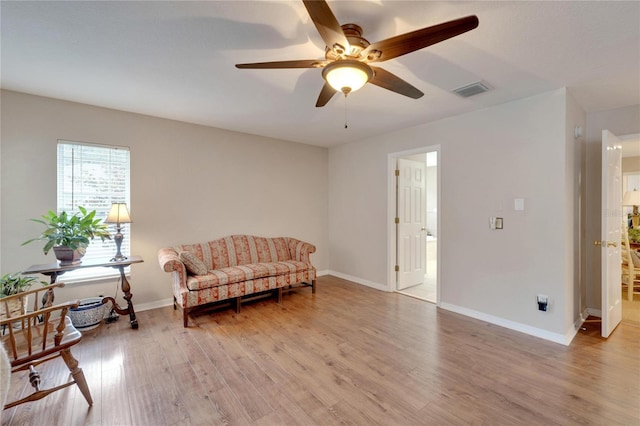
0 282 64 303
0 283 65 318
288 238 316 263
0 300 79 327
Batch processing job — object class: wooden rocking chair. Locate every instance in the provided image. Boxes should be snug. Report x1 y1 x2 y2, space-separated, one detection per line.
0 282 93 410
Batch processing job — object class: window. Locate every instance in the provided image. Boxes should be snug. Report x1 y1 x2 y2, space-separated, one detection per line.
57 140 131 281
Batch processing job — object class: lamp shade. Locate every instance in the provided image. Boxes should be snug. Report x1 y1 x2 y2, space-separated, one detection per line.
105 202 132 224
622 190 640 206
322 60 374 94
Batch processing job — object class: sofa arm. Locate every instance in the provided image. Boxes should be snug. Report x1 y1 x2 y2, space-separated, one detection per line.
288 238 316 264
158 247 189 308
158 247 185 273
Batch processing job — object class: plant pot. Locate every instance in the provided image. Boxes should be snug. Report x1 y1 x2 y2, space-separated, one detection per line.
68 297 105 330
53 246 85 266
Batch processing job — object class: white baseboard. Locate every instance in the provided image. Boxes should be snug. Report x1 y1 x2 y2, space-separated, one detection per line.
587 307 602 318
439 302 571 346
326 270 389 292
135 298 174 312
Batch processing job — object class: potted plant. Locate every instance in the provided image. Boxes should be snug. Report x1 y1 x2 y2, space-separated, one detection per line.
23 206 111 265
629 228 640 244
0 273 46 320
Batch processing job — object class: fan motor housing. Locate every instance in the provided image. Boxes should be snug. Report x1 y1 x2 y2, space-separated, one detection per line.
325 23 370 60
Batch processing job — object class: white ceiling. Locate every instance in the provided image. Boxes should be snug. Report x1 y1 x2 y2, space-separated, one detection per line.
1 1 639 148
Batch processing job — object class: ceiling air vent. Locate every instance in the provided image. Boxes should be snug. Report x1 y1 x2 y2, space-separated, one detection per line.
452 81 490 98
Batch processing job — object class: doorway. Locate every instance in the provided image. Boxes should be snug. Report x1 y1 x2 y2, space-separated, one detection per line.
620 133 640 324
388 146 440 304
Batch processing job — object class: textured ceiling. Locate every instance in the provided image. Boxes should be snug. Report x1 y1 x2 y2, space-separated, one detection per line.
1 1 639 147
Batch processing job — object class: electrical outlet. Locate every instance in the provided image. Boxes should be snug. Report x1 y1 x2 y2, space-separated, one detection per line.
489 217 504 229
537 295 549 312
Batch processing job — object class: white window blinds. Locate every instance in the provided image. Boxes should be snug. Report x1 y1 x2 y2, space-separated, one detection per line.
57 141 131 281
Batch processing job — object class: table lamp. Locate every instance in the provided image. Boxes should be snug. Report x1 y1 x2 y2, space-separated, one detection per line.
623 189 640 229
105 202 132 261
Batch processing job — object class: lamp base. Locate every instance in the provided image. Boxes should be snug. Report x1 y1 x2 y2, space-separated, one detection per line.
110 230 127 262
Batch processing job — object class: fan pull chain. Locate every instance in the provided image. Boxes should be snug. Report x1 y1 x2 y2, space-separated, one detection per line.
344 93 348 129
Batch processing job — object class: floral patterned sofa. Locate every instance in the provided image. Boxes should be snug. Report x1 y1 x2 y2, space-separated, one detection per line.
158 235 316 327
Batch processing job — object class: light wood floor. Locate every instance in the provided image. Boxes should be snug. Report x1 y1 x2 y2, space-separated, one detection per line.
2 275 639 425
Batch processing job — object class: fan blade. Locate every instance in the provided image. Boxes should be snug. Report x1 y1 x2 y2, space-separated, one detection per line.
361 15 479 62
316 82 337 107
303 0 350 54
369 67 424 99
236 59 327 69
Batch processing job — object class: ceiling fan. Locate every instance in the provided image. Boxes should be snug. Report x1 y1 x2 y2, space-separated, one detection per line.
236 0 479 107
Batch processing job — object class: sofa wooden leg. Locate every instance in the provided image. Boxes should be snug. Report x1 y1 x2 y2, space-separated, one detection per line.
277 288 283 304
235 297 241 314
312 279 316 294
183 308 189 328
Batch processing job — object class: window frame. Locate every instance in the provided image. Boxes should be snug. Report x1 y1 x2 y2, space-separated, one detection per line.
56 140 131 283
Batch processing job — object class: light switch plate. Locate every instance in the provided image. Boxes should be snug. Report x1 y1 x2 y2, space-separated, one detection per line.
514 198 525 211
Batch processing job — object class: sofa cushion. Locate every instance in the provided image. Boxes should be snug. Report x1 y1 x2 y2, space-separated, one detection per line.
208 235 291 268
185 261 311 291
179 251 208 276
174 243 214 270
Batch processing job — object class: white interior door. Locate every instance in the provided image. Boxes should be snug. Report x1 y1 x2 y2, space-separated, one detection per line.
600 130 623 338
397 158 426 290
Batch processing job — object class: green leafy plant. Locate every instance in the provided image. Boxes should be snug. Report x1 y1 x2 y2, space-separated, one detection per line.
22 206 111 254
629 228 640 244
0 273 46 298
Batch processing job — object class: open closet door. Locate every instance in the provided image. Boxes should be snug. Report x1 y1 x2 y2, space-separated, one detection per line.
396 158 426 290
600 130 622 338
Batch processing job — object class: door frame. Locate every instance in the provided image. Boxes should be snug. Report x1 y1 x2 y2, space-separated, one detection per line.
387 145 441 304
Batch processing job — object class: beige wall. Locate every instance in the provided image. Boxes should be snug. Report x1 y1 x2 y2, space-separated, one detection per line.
328 89 583 343
3 87 635 344
0 90 328 307
584 105 640 312
623 156 640 173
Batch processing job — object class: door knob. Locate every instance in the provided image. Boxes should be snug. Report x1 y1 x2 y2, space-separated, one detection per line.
595 240 619 248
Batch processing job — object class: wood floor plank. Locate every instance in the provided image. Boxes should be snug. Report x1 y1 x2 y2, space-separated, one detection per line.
3 275 639 425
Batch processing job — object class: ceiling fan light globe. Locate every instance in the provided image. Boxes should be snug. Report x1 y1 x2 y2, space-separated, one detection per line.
322 60 373 94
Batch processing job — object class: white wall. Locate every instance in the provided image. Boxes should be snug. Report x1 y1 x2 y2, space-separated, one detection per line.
0 90 328 307
329 89 582 343
584 105 640 311
5 87 632 344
